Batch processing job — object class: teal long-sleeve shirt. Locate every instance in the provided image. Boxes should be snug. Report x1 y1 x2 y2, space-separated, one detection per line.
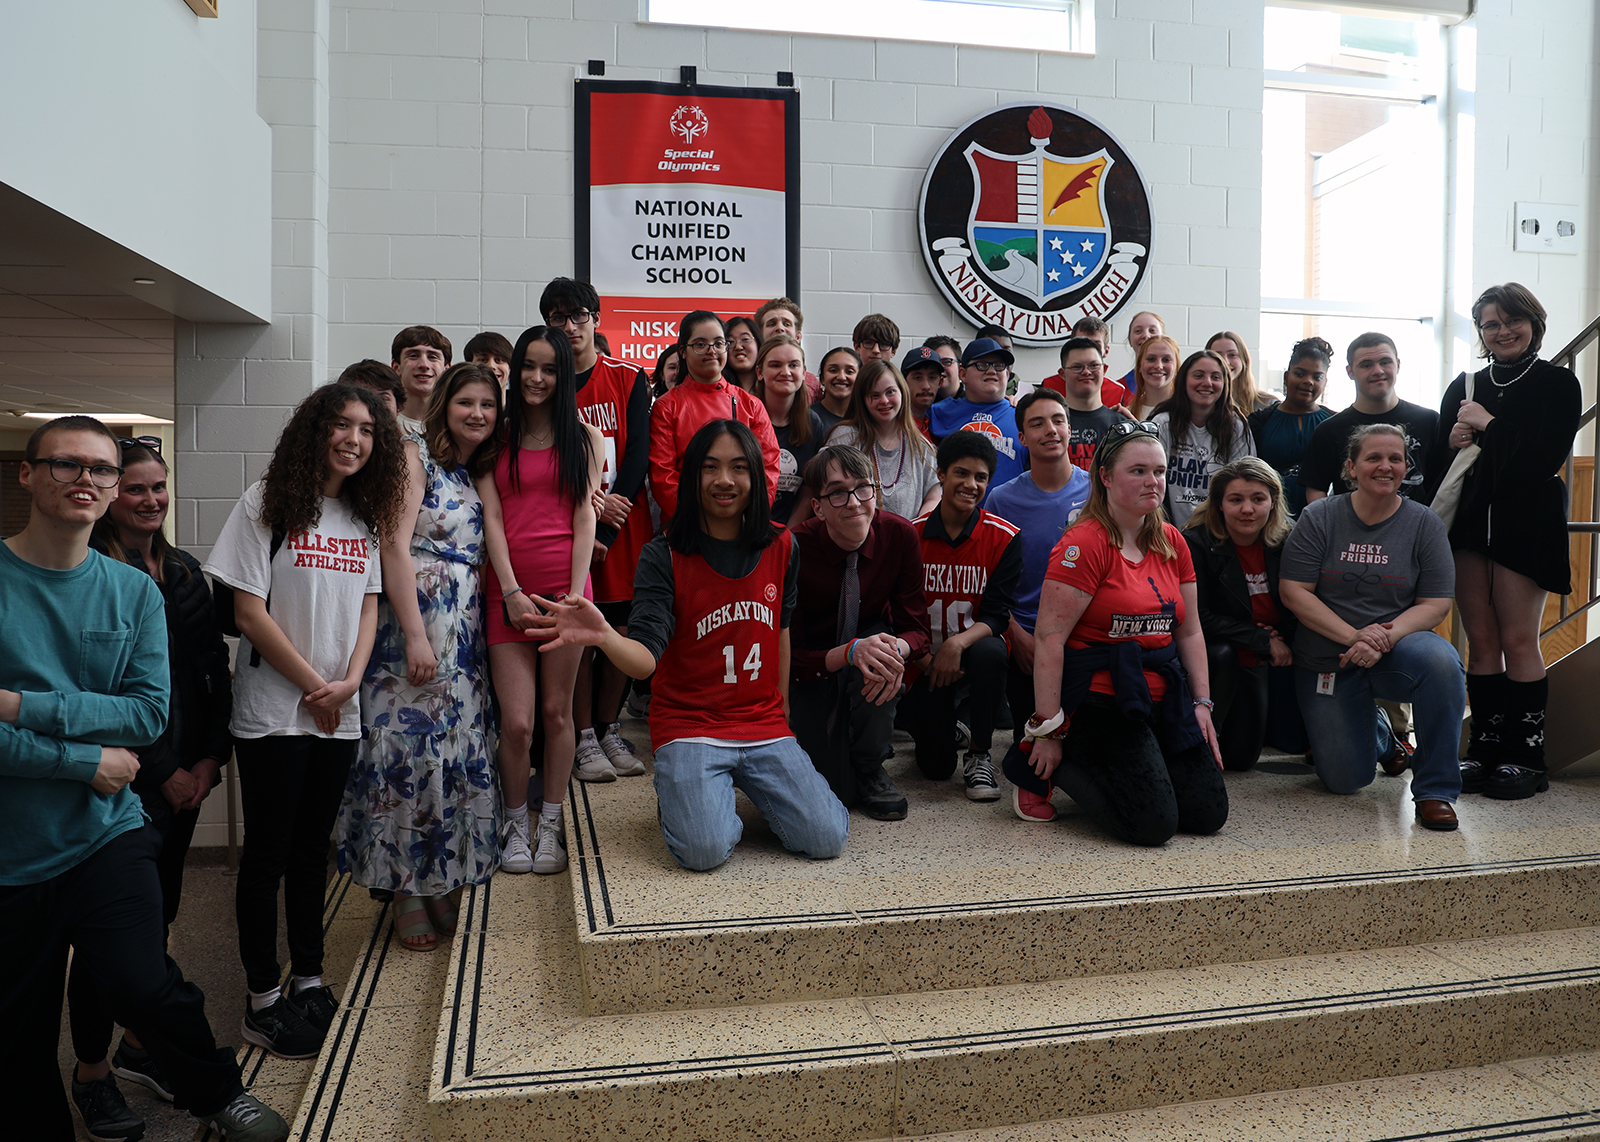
0 540 169 885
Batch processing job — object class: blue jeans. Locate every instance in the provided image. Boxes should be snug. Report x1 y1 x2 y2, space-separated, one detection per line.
652 737 849 871
1294 631 1465 803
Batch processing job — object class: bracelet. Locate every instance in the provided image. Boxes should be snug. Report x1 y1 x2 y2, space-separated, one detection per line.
503 586 524 600
1193 697 1215 711
1023 710 1069 740
846 638 860 666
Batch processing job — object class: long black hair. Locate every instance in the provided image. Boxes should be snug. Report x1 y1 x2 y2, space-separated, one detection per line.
667 419 778 555
504 324 594 507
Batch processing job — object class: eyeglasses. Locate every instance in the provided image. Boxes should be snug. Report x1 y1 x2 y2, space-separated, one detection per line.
1062 362 1105 375
43 458 124 488
1479 316 1529 335
820 482 878 508
547 310 594 328
937 356 957 368
1106 419 1160 439
966 360 1009 375
729 334 758 349
687 339 728 354
857 340 897 353
118 435 162 454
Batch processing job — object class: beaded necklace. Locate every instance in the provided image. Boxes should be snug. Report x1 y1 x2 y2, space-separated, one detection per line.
1489 351 1538 388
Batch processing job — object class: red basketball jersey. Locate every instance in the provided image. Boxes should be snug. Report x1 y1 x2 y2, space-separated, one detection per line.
913 508 1020 652
649 533 793 752
577 354 652 602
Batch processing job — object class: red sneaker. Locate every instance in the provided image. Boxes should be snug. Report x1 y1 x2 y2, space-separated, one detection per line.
1012 785 1056 823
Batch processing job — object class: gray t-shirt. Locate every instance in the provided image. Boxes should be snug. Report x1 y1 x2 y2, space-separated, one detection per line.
1280 495 1454 671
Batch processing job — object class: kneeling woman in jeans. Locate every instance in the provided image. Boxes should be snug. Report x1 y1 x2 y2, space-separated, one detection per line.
1183 457 1304 770
1008 421 1227 845
1279 424 1465 829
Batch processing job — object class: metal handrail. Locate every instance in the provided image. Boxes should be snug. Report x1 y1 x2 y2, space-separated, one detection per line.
1546 314 1600 637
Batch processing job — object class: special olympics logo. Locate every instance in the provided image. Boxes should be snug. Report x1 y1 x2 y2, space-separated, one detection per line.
764 584 778 603
918 104 1152 346
669 105 710 144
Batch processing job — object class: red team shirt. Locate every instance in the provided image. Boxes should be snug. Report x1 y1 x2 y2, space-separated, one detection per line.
649 535 794 753
913 508 1019 653
577 354 652 604
1045 519 1195 701
1234 540 1279 668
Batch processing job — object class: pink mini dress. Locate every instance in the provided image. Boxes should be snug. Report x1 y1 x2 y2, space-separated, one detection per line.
484 444 592 646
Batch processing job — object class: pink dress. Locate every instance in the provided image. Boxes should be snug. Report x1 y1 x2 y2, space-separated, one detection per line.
485 444 592 646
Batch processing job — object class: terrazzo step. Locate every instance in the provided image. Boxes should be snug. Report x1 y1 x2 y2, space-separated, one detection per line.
896 1050 1600 1142
425 867 1600 1142
563 748 1600 1015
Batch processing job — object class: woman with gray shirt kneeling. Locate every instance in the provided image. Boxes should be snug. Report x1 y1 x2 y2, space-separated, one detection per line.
1279 424 1465 830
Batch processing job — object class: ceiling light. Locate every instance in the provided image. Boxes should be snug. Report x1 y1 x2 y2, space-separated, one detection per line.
20 412 174 424
132 278 156 285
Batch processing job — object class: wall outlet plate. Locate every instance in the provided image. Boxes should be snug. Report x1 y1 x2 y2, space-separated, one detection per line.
1514 202 1579 255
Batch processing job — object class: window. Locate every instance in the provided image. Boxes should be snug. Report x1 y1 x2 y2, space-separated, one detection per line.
646 0 1088 55
1259 6 1445 407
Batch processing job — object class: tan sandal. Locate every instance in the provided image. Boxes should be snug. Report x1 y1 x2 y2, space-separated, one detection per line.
393 895 439 952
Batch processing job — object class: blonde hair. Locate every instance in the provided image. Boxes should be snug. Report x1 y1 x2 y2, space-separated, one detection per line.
1081 432 1176 559
1184 456 1292 547
1130 334 1183 417
836 359 934 466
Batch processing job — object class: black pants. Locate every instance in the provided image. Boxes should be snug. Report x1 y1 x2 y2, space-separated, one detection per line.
1207 641 1269 772
6 827 243 1138
67 784 202 1063
235 735 355 994
901 635 1008 778
791 659 901 807
1052 694 1230 846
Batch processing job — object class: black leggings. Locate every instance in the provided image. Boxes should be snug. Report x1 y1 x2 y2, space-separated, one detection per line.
901 634 1009 778
235 735 356 994
1207 641 1268 771
1052 694 1229 846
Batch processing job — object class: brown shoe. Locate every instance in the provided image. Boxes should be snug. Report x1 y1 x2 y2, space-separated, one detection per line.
1415 799 1459 831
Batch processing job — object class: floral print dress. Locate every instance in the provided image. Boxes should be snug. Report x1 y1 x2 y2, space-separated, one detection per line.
337 435 500 893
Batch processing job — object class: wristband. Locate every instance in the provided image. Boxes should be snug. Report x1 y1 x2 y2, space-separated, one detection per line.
1023 709 1069 741
1193 697 1215 711
503 586 524 600
846 638 860 666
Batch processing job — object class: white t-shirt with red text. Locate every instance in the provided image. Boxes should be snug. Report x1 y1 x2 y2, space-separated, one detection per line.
205 482 383 739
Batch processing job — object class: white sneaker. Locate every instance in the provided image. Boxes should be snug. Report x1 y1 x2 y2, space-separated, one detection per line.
499 815 533 874
600 723 645 776
574 732 616 782
532 813 568 875
963 750 1001 801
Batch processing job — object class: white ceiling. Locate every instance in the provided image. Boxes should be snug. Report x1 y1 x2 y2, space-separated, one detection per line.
0 261 174 423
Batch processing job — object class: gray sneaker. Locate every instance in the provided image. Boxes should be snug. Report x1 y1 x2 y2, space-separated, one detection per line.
599 723 645 776
962 750 1001 801
198 1092 289 1142
574 732 616 782
858 767 908 820
70 1073 145 1142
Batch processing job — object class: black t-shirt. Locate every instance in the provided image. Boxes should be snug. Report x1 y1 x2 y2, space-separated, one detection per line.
772 412 824 524
1298 399 1439 500
1066 404 1123 471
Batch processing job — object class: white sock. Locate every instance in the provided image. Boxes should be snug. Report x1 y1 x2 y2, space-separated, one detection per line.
506 802 529 826
249 987 281 1012
539 799 563 825
291 974 322 993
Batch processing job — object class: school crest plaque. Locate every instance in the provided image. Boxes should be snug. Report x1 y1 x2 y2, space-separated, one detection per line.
918 104 1153 345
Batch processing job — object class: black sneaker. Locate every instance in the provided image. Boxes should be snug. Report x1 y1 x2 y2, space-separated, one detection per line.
288 984 339 1035
858 767 908 820
70 1073 145 1142
1483 763 1549 800
198 1092 290 1142
241 994 324 1060
111 1038 173 1102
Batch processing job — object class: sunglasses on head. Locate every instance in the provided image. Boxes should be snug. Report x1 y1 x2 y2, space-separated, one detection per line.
1093 419 1161 462
119 435 162 455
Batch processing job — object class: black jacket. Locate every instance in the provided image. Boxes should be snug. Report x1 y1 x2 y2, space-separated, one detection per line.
1184 527 1296 659
91 542 235 793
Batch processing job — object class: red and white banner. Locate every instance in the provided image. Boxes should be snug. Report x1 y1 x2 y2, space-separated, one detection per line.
576 81 801 366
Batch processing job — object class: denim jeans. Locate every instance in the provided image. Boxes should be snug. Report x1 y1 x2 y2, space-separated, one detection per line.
1294 631 1465 803
652 737 849 871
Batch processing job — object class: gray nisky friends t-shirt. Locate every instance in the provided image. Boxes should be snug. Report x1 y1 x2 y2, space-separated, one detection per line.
1280 495 1454 671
